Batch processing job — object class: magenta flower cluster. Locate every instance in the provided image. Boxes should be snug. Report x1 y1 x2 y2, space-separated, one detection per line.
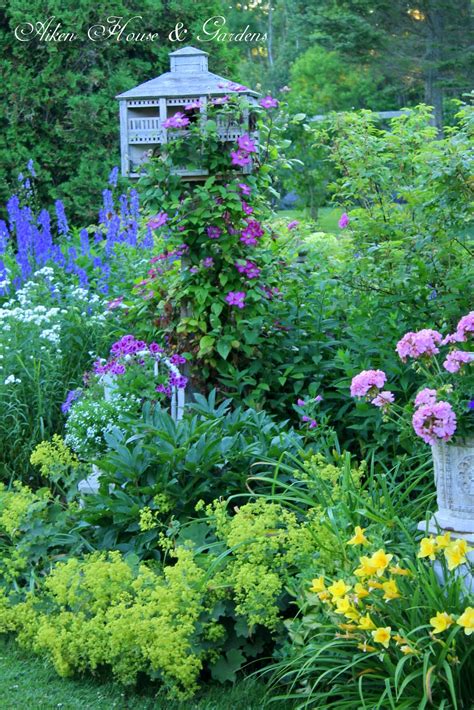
225 291 246 309
235 260 261 279
231 132 257 168
240 219 265 246
91 336 188 392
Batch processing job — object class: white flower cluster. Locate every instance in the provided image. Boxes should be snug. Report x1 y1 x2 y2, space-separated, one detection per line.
3 374 21 385
65 393 140 458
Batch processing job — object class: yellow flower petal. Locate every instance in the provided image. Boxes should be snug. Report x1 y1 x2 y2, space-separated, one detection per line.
371 626 391 648
430 611 454 634
309 576 326 593
418 537 437 560
457 607 474 636
347 526 369 546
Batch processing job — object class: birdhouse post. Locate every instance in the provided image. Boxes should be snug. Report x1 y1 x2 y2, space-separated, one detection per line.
116 46 258 179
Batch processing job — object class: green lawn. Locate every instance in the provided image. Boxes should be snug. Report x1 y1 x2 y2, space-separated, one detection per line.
0 636 292 709
277 206 342 234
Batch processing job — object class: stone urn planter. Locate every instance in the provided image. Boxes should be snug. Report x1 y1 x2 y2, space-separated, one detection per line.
429 437 474 537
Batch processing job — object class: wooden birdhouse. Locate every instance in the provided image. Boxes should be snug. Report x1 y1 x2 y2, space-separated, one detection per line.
116 46 258 179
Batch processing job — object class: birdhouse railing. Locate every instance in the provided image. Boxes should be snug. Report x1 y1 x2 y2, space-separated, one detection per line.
128 117 164 144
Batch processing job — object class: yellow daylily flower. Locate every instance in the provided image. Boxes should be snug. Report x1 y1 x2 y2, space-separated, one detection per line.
457 607 474 636
389 565 411 576
335 596 360 620
309 576 326 593
418 537 437 560
357 641 377 653
338 623 357 631
393 633 409 645
347 526 369 546
354 556 376 578
358 613 376 630
371 626 391 648
328 579 351 599
430 611 454 634
435 532 451 549
318 590 331 602
369 549 393 577
400 644 417 655
382 579 401 601
367 579 384 590
444 539 470 571
354 582 370 600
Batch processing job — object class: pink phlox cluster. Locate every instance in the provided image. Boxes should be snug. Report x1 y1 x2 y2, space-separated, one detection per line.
414 388 438 408
443 350 474 373
371 391 395 408
442 311 474 344
350 370 387 398
412 401 457 445
396 329 443 361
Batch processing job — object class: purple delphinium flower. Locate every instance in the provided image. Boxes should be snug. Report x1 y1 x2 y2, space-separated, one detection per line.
147 212 168 229
108 166 119 187
338 213 350 229
27 159 36 177
79 228 90 256
468 400 474 410
55 200 69 237
207 226 221 240
259 96 279 109
226 291 246 309
61 389 82 414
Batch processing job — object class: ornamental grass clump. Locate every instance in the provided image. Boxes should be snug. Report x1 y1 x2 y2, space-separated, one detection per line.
350 311 474 445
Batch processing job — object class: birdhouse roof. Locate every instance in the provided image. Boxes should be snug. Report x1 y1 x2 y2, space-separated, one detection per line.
116 46 258 100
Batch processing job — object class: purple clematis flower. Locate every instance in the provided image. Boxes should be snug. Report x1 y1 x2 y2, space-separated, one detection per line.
147 212 168 229
226 291 246 309
259 96 279 109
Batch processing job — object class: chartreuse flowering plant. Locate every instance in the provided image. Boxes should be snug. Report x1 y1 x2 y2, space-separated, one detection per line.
268 525 474 708
350 311 474 445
